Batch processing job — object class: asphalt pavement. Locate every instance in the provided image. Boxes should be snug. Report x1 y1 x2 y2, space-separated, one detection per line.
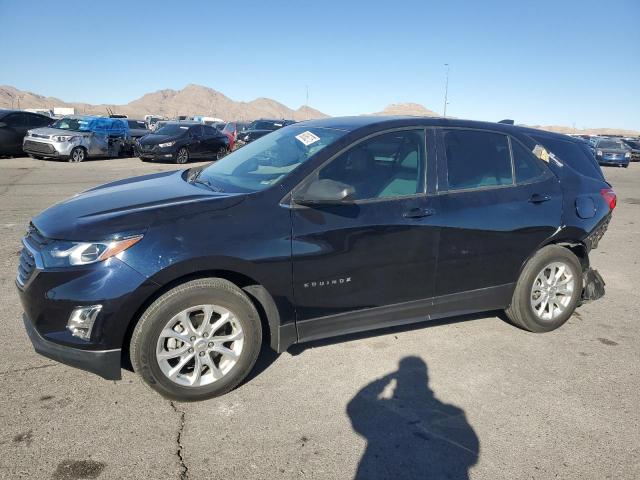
0 156 638 479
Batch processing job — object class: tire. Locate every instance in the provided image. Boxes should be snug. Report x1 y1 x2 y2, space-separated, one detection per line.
130 278 262 401
505 245 582 333
216 146 228 160
69 147 86 163
175 147 189 164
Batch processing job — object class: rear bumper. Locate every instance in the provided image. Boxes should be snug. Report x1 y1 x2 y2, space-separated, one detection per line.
23 314 122 380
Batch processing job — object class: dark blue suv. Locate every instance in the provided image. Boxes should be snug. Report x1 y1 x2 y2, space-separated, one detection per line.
17 117 614 401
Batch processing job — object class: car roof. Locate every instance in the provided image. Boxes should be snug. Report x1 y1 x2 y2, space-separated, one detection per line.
295 115 580 141
0 109 50 118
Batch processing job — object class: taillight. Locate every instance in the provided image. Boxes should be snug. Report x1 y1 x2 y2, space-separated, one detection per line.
600 188 617 211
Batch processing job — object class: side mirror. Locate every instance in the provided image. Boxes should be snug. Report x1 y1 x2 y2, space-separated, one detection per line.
293 179 356 206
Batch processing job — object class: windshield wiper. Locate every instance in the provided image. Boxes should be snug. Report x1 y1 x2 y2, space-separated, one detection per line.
191 176 225 193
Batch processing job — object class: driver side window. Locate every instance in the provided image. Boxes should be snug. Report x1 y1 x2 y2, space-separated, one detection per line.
318 129 425 201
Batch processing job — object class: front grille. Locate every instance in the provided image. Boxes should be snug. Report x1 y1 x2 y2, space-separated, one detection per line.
17 248 36 287
26 224 49 249
16 224 50 288
24 140 56 154
31 133 51 139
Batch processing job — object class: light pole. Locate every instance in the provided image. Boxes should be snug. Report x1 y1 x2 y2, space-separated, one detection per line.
443 63 450 118
305 85 309 119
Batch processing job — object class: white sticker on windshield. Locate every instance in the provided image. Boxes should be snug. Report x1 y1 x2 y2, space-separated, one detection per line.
295 131 320 146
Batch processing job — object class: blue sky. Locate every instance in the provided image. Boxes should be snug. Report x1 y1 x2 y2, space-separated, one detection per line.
1 0 639 129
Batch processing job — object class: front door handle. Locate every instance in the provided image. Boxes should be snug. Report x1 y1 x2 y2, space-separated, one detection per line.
403 207 436 219
529 193 551 203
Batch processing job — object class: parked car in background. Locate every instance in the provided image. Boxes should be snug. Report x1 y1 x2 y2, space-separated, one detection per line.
137 122 229 164
17 116 612 401
145 116 164 131
23 116 130 162
592 138 631 167
222 121 248 140
236 118 296 146
0 110 54 157
621 138 640 161
126 119 151 156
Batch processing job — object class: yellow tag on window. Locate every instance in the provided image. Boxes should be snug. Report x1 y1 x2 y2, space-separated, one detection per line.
532 144 550 162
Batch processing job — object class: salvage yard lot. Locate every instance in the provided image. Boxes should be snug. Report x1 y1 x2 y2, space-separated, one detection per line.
1 157 639 480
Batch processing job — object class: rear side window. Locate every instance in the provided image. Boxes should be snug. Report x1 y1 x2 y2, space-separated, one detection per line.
26 113 51 127
530 135 604 180
203 125 219 136
3 113 25 127
511 139 546 183
443 129 512 190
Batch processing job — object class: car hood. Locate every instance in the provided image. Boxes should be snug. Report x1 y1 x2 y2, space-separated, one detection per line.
28 127 91 138
138 133 183 145
32 170 245 241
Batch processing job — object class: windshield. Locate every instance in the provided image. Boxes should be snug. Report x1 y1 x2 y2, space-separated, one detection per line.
248 120 282 131
154 123 190 136
598 140 625 149
198 126 346 192
51 117 91 132
624 140 639 149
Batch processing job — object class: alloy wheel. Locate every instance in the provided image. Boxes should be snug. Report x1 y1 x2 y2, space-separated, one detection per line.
530 261 575 321
216 146 227 160
176 148 189 164
155 305 244 387
70 148 85 162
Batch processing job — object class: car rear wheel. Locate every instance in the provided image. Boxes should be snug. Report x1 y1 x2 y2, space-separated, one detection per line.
216 146 228 160
130 278 262 401
69 147 86 163
175 147 189 164
505 245 582 332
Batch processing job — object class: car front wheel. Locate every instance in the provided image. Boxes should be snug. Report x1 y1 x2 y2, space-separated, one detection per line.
175 147 189 164
216 146 228 160
505 245 583 332
130 278 262 401
69 147 86 163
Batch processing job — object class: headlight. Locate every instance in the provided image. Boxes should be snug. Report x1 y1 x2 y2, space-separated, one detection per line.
52 135 76 142
625 152 631 159
596 150 603 156
41 235 143 267
159 141 176 148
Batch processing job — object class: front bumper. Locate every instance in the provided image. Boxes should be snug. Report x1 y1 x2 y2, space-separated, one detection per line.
597 155 629 166
23 138 76 158
23 314 122 380
137 145 178 160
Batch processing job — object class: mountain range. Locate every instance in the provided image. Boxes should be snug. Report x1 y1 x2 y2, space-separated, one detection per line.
0 84 637 136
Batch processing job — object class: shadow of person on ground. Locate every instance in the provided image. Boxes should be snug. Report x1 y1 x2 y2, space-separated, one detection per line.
347 356 479 480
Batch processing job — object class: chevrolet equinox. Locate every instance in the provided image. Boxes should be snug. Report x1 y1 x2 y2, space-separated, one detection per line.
17 116 613 401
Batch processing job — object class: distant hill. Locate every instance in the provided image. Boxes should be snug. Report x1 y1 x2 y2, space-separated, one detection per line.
1 85 637 136
373 102 439 117
0 84 328 122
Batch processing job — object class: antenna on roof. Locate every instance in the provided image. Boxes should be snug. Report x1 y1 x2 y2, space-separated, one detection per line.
498 119 514 125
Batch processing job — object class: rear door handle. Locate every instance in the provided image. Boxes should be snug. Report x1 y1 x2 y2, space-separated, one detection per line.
403 207 436 219
529 193 551 203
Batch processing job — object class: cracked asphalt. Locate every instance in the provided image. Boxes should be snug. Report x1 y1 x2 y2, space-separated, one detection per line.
0 157 638 479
